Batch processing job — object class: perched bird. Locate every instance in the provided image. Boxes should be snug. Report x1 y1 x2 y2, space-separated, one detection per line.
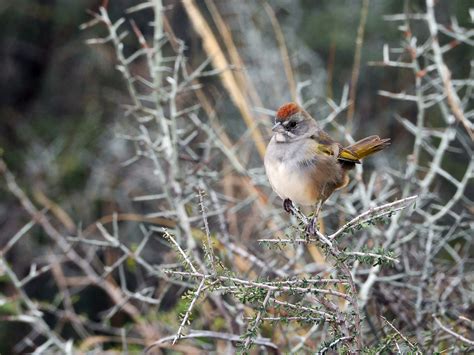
264 102 390 230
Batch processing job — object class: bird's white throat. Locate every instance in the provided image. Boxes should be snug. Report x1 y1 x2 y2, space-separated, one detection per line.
275 131 296 143
275 133 287 142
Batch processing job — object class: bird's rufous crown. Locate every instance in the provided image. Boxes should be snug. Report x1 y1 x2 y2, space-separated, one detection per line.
276 102 300 121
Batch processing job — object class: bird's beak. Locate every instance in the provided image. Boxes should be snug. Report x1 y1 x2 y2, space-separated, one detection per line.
272 122 284 133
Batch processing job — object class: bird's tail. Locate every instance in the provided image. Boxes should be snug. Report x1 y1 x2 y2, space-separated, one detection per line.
346 135 391 159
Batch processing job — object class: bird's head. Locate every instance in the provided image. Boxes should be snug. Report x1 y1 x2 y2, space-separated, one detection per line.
272 102 318 143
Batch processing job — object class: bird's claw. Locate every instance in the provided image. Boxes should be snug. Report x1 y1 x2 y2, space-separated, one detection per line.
305 217 318 238
283 199 294 214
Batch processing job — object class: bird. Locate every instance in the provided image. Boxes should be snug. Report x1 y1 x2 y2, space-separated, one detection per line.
264 102 390 232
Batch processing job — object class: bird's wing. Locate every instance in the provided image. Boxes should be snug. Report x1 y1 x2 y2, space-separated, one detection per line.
338 147 361 163
311 130 361 163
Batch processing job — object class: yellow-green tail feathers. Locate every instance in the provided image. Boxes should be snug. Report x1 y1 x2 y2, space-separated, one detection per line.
346 135 390 159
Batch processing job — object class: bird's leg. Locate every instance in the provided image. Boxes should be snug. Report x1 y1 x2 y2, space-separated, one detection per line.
315 200 323 220
283 198 294 214
305 200 323 237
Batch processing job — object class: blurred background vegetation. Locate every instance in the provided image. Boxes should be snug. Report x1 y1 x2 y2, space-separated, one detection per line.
0 0 472 352
1 0 471 204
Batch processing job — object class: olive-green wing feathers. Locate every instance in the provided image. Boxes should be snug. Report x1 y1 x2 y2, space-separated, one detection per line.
337 147 361 163
311 131 390 163
311 130 361 163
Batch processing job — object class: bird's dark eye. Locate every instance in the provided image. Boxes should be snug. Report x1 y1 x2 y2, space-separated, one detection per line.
288 121 297 128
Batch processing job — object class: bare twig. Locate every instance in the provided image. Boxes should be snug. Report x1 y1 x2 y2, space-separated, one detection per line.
433 315 474 346
426 0 474 140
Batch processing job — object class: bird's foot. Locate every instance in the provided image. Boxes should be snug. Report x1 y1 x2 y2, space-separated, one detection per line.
305 201 323 239
283 198 294 214
305 217 318 238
